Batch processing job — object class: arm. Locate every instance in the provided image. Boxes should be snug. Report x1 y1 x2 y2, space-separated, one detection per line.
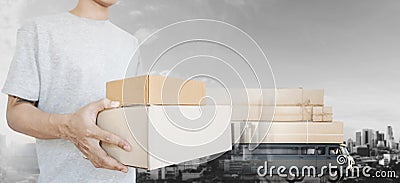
6 95 131 172
6 95 62 139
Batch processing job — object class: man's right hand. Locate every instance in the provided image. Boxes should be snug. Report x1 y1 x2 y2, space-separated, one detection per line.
57 98 131 173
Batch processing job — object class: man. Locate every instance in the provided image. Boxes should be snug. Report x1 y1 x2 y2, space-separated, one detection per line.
2 0 141 182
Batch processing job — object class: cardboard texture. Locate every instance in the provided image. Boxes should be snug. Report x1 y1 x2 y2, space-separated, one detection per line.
307 134 344 143
312 106 333 122
206 88 324 106
231 121 343 143
106 75 206 106
230 106 313 121
302 89 324 106
269 106 313 121
97 105 232 170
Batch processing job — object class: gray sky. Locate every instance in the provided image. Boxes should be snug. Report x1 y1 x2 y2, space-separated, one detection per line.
0 0 399 143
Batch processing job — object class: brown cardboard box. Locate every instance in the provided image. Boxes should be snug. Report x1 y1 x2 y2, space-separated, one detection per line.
307 121 343 134
263 106 313 121
312 106 333 122
271 88 303 106
230 106 312 121
97 105 232 170
302 89 324 106
307 134 344 143
231 121 343 143
206 88 324 106
265 88 324 106
106 75 206 106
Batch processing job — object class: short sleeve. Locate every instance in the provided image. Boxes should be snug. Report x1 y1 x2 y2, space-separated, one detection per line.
2 21 40 101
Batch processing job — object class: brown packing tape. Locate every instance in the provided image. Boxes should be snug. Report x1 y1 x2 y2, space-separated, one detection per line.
312 115 333 122
312 106 333 122
323 115 333 122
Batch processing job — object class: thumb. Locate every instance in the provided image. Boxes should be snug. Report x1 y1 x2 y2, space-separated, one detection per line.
93 98 120 112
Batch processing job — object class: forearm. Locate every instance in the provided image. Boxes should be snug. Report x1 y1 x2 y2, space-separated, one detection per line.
6 96 70 139
6 96 130 172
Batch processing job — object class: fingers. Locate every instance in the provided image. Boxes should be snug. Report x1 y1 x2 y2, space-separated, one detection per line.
75 141 90 159
93 147 128 173
92 99 120 112
83 139 128 173
92 127 131 151
95 98 119 110
102 153 129 173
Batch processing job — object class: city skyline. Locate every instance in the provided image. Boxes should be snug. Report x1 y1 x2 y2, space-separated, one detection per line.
351 125 399 143
347 125 400 155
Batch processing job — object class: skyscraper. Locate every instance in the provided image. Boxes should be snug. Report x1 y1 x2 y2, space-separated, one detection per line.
387 125 395 149
362 129 374 148
387 126 394 140
375 131 385 148
376 131 385 141
356 131 362 146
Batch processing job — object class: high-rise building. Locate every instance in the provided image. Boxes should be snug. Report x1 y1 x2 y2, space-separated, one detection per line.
376 131 386 148
355 131 362 146
362 129 374 148
387 126 394 140
376 131 385 141
387 126 395 149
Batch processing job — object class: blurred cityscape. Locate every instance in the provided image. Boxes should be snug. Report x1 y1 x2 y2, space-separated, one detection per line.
1 125 400 183
0 134 39 183
137 125 400 183
344 125 400 182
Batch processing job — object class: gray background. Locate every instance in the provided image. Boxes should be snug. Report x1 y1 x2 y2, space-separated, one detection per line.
0 0 399 145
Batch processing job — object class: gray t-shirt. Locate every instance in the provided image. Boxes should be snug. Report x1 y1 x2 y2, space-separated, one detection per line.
2 12 141 183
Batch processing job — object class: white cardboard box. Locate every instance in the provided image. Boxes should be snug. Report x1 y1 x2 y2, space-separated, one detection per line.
97 105 232 170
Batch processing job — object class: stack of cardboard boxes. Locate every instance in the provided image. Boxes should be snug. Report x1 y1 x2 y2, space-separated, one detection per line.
215 88 344 144
98 75 344 170
97 75 232 170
